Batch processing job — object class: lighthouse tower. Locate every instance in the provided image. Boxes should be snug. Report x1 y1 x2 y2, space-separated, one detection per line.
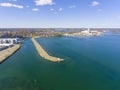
88 28 90 33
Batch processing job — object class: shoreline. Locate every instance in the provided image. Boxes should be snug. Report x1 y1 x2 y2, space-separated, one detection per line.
31 38 63 62
0 44 21 64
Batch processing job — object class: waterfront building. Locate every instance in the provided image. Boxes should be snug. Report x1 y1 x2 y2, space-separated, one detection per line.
81 28 91 34
0 38 19 46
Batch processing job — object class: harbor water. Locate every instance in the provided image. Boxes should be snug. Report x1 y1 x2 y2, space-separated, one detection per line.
0 32 120 90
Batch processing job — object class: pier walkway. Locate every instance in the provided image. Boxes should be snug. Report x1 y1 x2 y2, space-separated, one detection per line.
31 38 63 62
0 44 21 63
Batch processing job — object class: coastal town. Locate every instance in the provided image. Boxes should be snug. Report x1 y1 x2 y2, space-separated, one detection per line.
0 28 119 63
63 28 103 37
0 0 120 89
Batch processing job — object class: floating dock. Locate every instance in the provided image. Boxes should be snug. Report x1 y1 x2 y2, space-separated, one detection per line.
0 44 21 63
31 38 63 62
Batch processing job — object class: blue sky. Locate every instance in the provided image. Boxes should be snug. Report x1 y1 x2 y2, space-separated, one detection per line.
0 0 120 28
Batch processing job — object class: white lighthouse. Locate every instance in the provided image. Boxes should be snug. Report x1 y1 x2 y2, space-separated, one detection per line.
87 28 90 33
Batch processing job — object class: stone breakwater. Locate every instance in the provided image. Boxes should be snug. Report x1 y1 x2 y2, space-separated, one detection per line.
0 44 21 63
31 38 64 62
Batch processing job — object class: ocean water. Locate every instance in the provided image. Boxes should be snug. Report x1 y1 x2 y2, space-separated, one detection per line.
0 32 120 90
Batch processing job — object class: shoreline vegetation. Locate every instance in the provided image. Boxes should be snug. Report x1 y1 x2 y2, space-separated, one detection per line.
0 44 21 63
31 37 64 62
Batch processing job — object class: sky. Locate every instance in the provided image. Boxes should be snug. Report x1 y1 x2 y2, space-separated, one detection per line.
0 0 120 28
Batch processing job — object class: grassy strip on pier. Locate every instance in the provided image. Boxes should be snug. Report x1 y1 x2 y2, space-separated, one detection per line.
0 44 21 63
31 38 63 62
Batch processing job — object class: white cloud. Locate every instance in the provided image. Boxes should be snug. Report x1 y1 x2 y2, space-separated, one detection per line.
9 0 17 1
0 3 23 9
59 8 63 11
32 8 39 11
91 1 99 6
69 5 76 9
34 0 54 6
50 8 54 11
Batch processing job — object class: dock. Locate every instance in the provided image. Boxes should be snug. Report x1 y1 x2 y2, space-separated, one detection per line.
0 44 21 63
31 38 63 62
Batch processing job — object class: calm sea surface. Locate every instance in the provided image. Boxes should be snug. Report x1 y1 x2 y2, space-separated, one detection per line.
0 32 120 90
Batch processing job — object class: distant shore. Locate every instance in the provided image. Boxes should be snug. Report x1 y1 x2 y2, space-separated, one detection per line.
31 38 63 62
0 44 21 63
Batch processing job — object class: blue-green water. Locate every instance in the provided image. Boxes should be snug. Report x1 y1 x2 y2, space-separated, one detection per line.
0 32 120 90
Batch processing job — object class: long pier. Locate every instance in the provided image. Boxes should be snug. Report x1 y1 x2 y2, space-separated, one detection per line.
31 38 63 62
0 44 21 63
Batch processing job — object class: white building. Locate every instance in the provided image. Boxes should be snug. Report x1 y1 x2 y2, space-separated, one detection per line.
81 28 90 34
0 38 19 46
80 28 92 36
